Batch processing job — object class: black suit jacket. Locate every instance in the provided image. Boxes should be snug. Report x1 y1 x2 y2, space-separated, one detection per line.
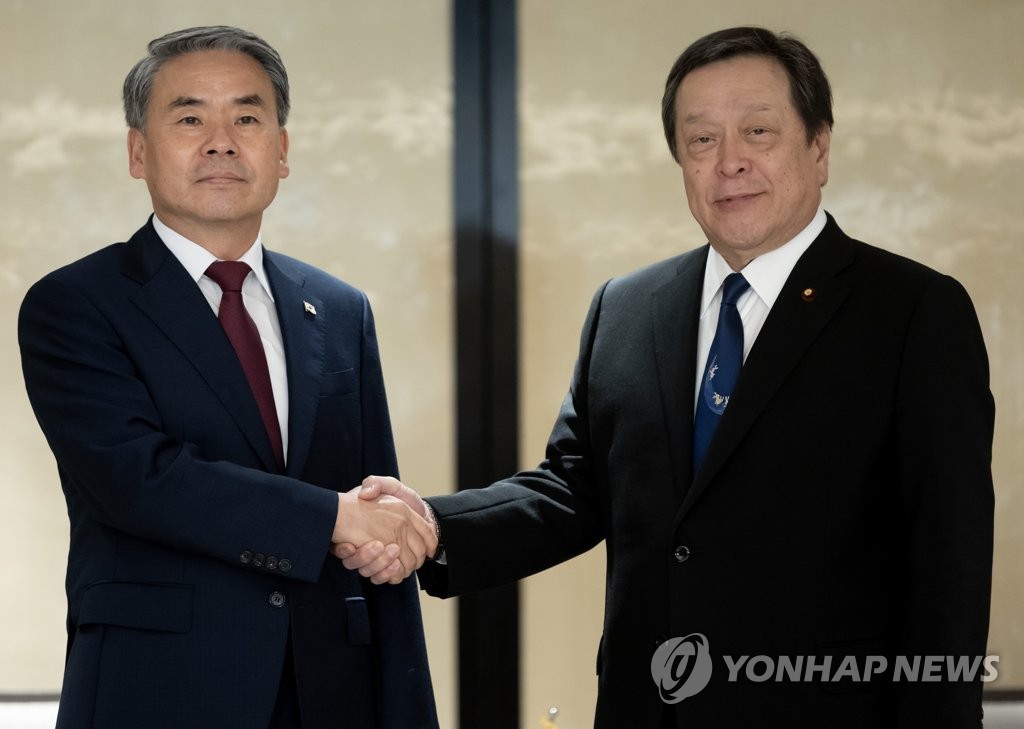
19 220 438 729
420 214 993 728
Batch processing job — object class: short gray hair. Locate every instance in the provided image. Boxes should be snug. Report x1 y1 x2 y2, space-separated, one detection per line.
122 25 290 130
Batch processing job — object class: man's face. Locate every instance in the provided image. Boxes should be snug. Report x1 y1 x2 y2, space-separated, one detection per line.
128 49 289 246
674 54 829 269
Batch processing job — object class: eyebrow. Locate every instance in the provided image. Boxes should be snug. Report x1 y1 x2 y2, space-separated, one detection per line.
682 103 777 126
235 94 266 108
167 94 267 111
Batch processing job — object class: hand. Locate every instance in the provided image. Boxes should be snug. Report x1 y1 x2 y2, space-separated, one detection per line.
332 481 436 585
332 476 436 582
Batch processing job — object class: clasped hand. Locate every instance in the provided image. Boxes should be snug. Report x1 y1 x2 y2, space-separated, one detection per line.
332 476 434 585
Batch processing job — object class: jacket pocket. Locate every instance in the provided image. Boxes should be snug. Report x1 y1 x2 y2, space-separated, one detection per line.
321 368 357 396
78 581 194 633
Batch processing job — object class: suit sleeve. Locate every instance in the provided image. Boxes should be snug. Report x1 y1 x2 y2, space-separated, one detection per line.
418 283 610 597
18 273 339 583
892 275 994 726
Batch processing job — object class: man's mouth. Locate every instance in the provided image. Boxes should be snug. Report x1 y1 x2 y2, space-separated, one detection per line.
714 192 762 208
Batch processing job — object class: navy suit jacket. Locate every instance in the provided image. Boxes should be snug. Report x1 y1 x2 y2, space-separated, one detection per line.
19 219 438 729
420 215 994 728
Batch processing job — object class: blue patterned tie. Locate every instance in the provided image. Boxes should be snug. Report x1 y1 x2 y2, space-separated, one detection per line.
692 272 750 476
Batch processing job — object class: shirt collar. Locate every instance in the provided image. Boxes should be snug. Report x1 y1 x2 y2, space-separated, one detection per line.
700 206 826 317
152 214 275 301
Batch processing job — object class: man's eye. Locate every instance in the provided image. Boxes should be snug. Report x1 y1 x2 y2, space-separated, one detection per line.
180 116 201 125
750 127 768 136
694 136 712 145
238 116 258 125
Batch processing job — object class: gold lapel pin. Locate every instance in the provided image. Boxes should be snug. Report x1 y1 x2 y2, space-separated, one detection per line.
801 287 816 302
303 301 317 316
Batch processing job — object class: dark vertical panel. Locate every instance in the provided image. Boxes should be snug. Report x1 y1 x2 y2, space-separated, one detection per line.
453 1 520 727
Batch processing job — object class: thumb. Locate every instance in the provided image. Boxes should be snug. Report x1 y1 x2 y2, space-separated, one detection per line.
356 475 406 501
358 476 384 500
361 475 406 499
362 476 426 518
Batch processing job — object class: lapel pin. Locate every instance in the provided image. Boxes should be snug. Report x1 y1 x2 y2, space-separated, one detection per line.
303 301 317 316
801 287 816 302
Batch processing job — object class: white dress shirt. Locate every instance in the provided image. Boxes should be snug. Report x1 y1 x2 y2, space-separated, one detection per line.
694 207 827 411
152 215 289 461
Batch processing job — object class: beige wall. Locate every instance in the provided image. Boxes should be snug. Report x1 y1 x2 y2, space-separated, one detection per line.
0 2 456 726
3 1 1022 727
519 0 1024 726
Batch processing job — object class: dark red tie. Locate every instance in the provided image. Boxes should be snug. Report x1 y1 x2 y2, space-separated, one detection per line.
206 261 285 469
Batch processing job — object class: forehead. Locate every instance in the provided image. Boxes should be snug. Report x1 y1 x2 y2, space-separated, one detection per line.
676 55 792 120
151 49 272 97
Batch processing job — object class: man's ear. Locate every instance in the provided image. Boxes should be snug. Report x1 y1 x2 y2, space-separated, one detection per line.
127 128 146 180
278 128 290 180
813 127 831 188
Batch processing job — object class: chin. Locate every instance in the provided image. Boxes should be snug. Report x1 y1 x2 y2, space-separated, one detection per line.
715 230 766 252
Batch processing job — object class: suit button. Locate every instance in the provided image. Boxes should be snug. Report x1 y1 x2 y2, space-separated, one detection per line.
266 556 279 571
254 553 266 567
673 545 691 563
279 559 292 573
240 550 253 565
269 591 287 608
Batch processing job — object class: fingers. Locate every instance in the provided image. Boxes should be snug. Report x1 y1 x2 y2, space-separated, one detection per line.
357 543 401 579
334 541 408 584
334 540 380 564
369 554 410 586
334 542 357 559
358 537 416 584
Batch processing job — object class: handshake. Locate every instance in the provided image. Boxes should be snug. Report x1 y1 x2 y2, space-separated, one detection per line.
332 476 436 585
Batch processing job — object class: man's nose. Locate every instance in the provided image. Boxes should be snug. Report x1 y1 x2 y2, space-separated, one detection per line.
717 133 749 176
203 124 237 156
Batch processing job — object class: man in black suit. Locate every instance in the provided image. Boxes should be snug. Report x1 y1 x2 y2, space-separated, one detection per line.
342 26 994 728
19 26 438 729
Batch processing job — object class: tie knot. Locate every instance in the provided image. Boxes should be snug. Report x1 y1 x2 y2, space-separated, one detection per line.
206 260 252 293
721 273 750 307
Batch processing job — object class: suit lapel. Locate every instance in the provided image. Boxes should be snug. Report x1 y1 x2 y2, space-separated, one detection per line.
124 221 281 471
651 247 707 496
676 217 855 522
264 252 325 479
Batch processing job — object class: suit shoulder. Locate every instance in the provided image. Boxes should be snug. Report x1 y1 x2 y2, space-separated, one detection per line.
24 243 128 299
820 227 980 326
842 236 977 305
40 242 127 278
603 247 705 297
848 237 945 283
266 251 368 304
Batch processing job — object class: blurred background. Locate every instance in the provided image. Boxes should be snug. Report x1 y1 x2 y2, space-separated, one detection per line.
2 1 1021 727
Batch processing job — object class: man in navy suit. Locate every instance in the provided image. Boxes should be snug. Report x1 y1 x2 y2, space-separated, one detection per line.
19 26 438 729
343 26 994 728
